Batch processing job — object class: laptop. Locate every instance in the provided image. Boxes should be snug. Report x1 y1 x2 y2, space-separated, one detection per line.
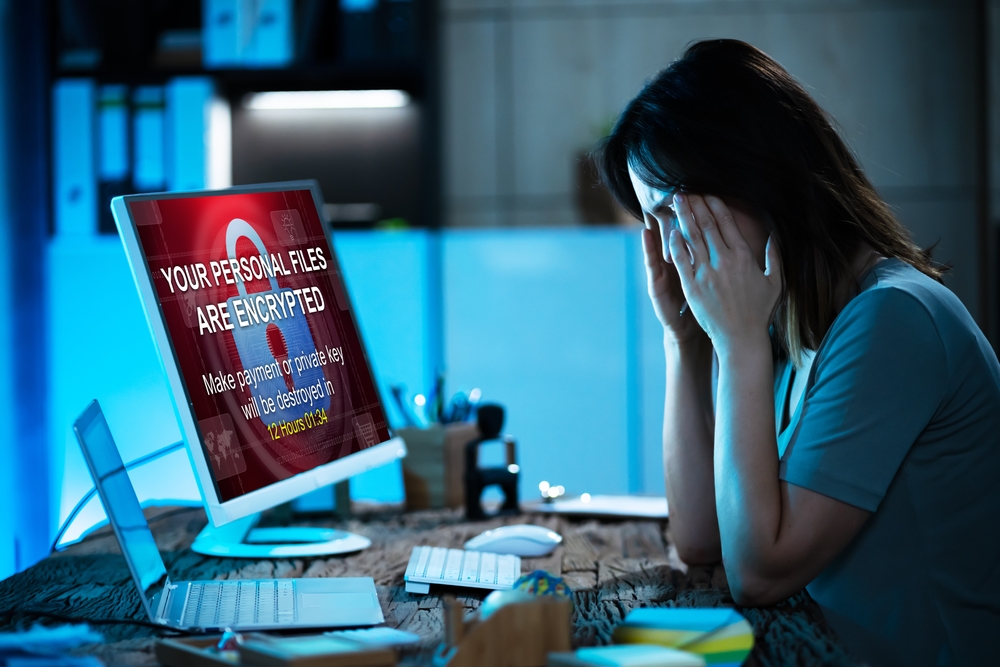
73 400 385 632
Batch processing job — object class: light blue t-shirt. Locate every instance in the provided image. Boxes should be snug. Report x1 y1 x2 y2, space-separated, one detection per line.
774 258 1000 666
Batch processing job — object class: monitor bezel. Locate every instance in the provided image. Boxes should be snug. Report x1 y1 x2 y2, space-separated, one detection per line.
111 180 406 527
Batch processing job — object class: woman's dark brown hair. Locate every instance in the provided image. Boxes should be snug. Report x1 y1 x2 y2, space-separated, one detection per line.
597 39 942 363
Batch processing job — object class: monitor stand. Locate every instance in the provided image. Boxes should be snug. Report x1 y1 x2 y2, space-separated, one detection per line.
191 513 371 558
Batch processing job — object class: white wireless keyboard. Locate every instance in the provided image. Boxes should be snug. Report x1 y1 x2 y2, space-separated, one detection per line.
404 546 521 595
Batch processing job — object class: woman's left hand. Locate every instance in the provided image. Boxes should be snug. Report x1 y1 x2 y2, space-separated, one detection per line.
667 193 782 358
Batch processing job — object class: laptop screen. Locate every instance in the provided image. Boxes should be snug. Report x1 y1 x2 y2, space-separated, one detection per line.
124 188 392 502
74 402 167 618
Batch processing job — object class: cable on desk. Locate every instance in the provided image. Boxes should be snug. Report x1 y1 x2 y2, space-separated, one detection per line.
50 440 187 553
0 608 197 635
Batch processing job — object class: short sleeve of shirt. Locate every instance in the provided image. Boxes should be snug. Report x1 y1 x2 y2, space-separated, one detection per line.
779 287 948 511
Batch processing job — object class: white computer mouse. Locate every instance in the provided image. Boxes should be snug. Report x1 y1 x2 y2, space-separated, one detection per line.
464 524 563 557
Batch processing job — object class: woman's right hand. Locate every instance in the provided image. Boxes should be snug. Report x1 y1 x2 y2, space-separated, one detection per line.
642 219 706 344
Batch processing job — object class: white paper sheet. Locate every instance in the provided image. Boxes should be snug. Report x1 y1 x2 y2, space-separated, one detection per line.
527 495 668 519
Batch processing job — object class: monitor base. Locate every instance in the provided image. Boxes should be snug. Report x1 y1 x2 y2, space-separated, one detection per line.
191 513 372 558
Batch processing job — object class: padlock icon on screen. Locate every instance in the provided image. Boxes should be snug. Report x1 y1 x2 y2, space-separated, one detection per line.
225 218 330 426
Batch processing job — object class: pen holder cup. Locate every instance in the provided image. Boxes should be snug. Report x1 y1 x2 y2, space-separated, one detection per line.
399 422 479 510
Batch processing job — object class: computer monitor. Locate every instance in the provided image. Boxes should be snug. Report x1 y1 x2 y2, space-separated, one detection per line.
111 181 405 556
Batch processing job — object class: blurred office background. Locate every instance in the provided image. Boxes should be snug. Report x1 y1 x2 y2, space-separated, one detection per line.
0 0 996 579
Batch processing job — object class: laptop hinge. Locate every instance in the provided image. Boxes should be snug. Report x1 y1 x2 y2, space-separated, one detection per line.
154 576 173 624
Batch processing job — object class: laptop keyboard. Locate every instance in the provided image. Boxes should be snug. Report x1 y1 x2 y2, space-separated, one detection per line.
181 580 295 628
404 546 520 594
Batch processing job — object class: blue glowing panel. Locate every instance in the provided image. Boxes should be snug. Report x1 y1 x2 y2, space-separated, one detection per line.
442 229 632 499
291 485 336 513
47 227 659 533
47 236 200 537
631 232 667 496
53 79 96 236
333 230 432 503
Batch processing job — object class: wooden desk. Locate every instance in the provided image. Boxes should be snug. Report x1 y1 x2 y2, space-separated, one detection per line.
0 507 859 666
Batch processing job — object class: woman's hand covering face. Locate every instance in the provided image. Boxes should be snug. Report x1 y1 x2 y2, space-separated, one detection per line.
629 167 708 344
667 193 782 356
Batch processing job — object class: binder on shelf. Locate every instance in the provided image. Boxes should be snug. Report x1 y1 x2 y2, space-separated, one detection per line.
164 76 213 190
340 0 377 10
53 79 97 237
203 0 239 68
206 98 232 190
133 86 166 192
203 0 292 69
341 0 377 61
386 0 415 58
246 0 293 67
98 85 131 233
165 77 212 192
98 85 129 182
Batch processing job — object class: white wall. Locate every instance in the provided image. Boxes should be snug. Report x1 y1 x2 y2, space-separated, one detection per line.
441 0 982 317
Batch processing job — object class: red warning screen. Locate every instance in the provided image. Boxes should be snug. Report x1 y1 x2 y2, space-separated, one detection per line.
128 189 391 502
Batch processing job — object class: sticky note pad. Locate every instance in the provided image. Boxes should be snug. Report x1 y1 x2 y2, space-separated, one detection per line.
613 607 754 666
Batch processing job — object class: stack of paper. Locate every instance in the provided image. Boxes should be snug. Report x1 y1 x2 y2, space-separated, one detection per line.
612 608 754 666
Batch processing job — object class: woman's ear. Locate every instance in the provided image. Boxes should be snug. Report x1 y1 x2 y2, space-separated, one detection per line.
765 235 782 285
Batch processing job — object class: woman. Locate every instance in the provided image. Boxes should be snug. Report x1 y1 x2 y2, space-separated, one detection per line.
598 40 1000 666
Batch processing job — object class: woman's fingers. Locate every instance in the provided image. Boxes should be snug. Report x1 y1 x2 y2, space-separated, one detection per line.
672 193 709 266
642 210 668 264
641 225 655 262
641 210 655 231
652 211 675 265
685 194 728 262
641 227 663 277
668 229 694 288
704 195 746 251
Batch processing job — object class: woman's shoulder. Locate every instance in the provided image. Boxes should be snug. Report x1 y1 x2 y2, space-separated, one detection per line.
822 258 987 368
832 260 942 334
856 259 977 337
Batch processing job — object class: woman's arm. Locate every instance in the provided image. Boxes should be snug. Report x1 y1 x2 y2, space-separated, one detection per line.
664 334 721 564
669 194 869 605
714 335 869 605
639 222 722 564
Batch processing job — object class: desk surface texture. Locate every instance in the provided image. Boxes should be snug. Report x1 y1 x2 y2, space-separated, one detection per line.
0 507 860 666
